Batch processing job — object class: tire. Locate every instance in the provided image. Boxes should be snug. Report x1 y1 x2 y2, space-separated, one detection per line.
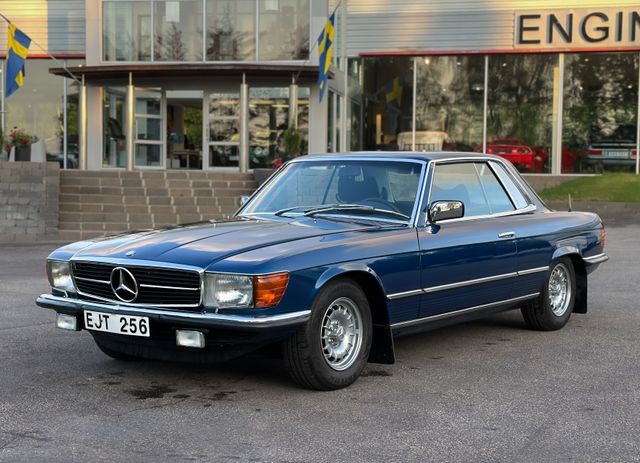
93 336 141 361
521 257 576 331
283 279 372 390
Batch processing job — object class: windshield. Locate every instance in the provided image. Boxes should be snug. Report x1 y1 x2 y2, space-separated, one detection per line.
240 159 424 221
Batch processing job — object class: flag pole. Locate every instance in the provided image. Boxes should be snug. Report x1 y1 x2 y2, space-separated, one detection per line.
0 11 82 84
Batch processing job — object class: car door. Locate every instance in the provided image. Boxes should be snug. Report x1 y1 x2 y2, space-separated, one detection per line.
417 161 519 319
487 161 554 298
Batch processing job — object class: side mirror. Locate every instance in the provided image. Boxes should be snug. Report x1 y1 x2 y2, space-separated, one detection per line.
239 195 250 206
429 200 464 222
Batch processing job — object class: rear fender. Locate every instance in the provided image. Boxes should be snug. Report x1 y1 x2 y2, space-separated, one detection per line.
551 247 588 314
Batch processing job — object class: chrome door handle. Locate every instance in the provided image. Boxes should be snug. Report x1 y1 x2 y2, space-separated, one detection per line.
498 231 516 239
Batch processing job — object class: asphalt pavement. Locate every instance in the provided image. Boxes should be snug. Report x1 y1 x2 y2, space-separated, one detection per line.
0 226 638 462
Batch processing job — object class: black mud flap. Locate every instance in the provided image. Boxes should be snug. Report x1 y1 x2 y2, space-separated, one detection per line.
368 324 395 364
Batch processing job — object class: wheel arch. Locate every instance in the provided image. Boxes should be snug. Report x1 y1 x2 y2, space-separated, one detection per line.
316 265 395 364
551 247 588 314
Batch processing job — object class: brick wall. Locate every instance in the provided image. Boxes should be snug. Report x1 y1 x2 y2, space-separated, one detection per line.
0 162 60 242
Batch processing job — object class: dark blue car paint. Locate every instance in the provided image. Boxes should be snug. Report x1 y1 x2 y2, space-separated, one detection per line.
41 152 607 363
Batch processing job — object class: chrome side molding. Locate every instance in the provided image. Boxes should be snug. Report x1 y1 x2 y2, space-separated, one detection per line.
390 293 540 329
387 267 549 300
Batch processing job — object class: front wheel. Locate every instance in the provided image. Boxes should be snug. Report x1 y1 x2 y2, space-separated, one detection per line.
283 279 372 390
521 258 576 331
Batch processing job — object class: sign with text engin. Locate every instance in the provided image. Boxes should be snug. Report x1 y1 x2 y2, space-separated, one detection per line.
515 7 640 50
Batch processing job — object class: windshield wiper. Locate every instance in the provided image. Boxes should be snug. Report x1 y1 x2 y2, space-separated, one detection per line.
303 204 410 221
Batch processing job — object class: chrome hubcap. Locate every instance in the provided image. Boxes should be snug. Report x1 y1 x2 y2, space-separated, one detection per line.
320 297 363 371
548 263 571 316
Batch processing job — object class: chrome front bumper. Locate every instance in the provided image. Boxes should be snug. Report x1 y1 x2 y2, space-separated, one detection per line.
36 293 311 331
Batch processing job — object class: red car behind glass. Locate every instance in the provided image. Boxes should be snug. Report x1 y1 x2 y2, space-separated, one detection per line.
475 138 548 172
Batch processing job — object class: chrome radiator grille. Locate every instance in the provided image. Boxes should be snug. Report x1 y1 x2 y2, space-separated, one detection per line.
71 261 202 308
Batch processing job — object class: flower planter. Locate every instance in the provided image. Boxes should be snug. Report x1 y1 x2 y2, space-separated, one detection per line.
14 145 31 162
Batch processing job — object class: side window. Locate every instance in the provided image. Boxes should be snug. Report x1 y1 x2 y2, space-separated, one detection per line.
430 163 491 217
475 163 515 214
489 161 530 209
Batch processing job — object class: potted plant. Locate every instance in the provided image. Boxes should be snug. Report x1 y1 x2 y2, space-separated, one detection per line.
5 127 38 162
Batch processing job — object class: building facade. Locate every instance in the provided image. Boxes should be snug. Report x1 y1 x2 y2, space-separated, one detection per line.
1 0 639 175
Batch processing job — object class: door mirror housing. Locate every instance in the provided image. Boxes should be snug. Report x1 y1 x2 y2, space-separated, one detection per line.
429 200 465 222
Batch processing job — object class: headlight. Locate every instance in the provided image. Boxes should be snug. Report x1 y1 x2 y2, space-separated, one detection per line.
47 260 75 292
203 272 289 309
204 273 254 309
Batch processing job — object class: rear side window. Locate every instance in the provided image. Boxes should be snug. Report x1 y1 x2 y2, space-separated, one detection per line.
430 162 518 218
430 163 491 217
489 161 530 209
475 163 514 214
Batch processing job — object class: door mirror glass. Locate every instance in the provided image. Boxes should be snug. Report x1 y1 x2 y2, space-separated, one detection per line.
240 195 250 206
429 200 464 222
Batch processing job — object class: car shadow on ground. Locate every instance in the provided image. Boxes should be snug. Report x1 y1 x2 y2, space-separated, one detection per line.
82 309 531 395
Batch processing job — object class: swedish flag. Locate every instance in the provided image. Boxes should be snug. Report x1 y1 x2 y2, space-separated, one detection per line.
6 24 31 97
385 77 403 112
317 12 335 103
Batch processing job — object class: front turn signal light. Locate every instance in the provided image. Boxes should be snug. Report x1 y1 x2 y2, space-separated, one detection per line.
600 228 606 250
254 272 289 308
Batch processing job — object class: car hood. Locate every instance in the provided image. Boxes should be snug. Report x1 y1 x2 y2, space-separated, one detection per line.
67 217 378 269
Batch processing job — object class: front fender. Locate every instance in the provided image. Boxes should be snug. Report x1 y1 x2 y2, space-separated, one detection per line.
315 262 386 294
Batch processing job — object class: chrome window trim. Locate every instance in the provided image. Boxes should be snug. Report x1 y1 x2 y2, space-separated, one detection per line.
387 266 550 300
236 156 429 228
390 292 540 329
423 156 538 225
70 258 204 308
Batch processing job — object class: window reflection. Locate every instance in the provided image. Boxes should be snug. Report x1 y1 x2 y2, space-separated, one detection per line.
154 0 203 61
563 53 639 173
362 57 413 151
103 88 127 168
103 1 151 61
487 54 556 173
249 87 289 168
415 56 484 152
4 60 75 167
209 92 240 167
206 0 255 60
258 0 309 60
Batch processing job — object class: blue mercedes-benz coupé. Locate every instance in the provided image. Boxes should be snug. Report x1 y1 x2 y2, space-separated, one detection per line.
37 153 608 390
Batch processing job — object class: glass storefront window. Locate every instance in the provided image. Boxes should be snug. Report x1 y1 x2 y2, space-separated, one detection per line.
415 56 484 152
249 87 289 168
4 60 65 164
206 0 255 60
103 1 152 61
258 0 309 60
209 92 240 167
563 53 639 173
103 88 127 168
487 54 556 173
362 57 414 151
135 89 163 167
154 0 203 61
297 87 310 156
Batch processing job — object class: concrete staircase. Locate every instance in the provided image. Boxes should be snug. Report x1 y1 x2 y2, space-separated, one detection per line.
58 170 258 241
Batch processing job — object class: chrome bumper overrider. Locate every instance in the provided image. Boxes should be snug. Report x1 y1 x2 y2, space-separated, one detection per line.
583 253 609 265
36 294 310 331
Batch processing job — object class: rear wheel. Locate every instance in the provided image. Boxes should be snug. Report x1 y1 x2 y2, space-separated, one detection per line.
521 258 576 331
283 279 372 390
